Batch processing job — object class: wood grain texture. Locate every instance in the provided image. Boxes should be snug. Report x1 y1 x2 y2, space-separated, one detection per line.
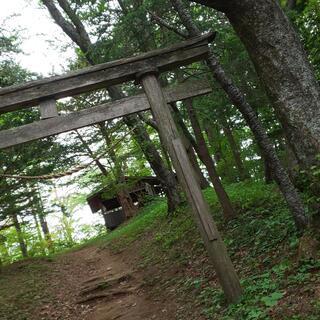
0 81 212 149
140 73 242 303
39 99 59 119
0 33 214 113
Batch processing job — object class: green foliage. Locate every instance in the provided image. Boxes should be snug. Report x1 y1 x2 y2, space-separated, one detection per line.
95 181 320 319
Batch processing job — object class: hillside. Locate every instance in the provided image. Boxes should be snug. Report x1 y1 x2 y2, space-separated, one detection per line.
1 181 320 320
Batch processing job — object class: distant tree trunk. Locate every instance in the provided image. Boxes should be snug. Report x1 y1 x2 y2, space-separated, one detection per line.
177 121 210 190
263 156 273 184
12 213 28 258
38 213 53 250
205 124 225 164
221 116 249 181
191 0 320 168
33 213 43 242
170 0 308 230
286 0 297 9
184 99 236 219
33 213 46 255
36 190 54 252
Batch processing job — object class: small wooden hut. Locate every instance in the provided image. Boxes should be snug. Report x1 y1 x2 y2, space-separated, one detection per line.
87 176 162 230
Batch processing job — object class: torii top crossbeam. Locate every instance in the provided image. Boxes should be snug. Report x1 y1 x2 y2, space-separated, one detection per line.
0 32 215 113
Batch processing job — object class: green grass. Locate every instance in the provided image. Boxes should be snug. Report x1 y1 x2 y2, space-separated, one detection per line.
94 180 320 320
2 181 320 319
0 259 52 320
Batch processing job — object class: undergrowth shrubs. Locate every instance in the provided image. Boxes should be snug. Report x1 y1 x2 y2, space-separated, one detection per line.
105 181 320 319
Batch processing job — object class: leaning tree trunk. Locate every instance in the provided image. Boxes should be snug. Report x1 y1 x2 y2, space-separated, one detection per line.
205 124 225 165
170 0 308 230
220 115 249 181
38 212 54 251
123 114 183 212
191 0 320 169
185 99 236 219
33 213 47 256
36 188 54 252
12 213 28 258
178 122 210 190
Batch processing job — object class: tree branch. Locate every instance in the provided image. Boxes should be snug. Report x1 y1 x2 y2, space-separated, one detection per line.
56 0 92 50
42 0 93 61
138 113 159 131
171 0 200 37
148 11 188 39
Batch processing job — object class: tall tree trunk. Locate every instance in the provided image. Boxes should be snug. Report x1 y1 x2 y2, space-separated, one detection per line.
12 213 28 258
122 114 183 213
179 124 210 189
191 0 320 168
221 116 249 181
170 0 308 230
263 156 273 184
33 213 46 255
36 190 54 252
33 212 43 242
38 212 53 251
205 124 225 164
185 99 236 219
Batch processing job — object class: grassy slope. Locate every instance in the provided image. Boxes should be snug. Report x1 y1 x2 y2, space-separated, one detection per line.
99 181 320 319
1 181 320 319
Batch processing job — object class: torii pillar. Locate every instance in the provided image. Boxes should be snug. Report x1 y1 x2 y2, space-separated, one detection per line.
137 68 242 303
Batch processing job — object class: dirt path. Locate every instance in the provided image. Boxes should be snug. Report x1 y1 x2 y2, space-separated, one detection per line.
38 246 175 320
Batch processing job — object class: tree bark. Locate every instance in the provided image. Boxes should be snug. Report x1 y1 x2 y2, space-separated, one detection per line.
221 116 249 181
185 99 236 219
140 71 242 303
33 213 47 255
12 213 28 258
170 0 308 230
122 114 183 212
190 0 320 168
36 189 54 252
178 123 210 189
38 212 53 249
205 124 224 164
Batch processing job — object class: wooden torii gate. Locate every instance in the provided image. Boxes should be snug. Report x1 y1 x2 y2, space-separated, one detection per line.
0 33 242 302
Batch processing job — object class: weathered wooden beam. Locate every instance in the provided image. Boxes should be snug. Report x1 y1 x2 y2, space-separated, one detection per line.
39 99 59 119
0 81 212 149
139 71 242 303
0 32 215 114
